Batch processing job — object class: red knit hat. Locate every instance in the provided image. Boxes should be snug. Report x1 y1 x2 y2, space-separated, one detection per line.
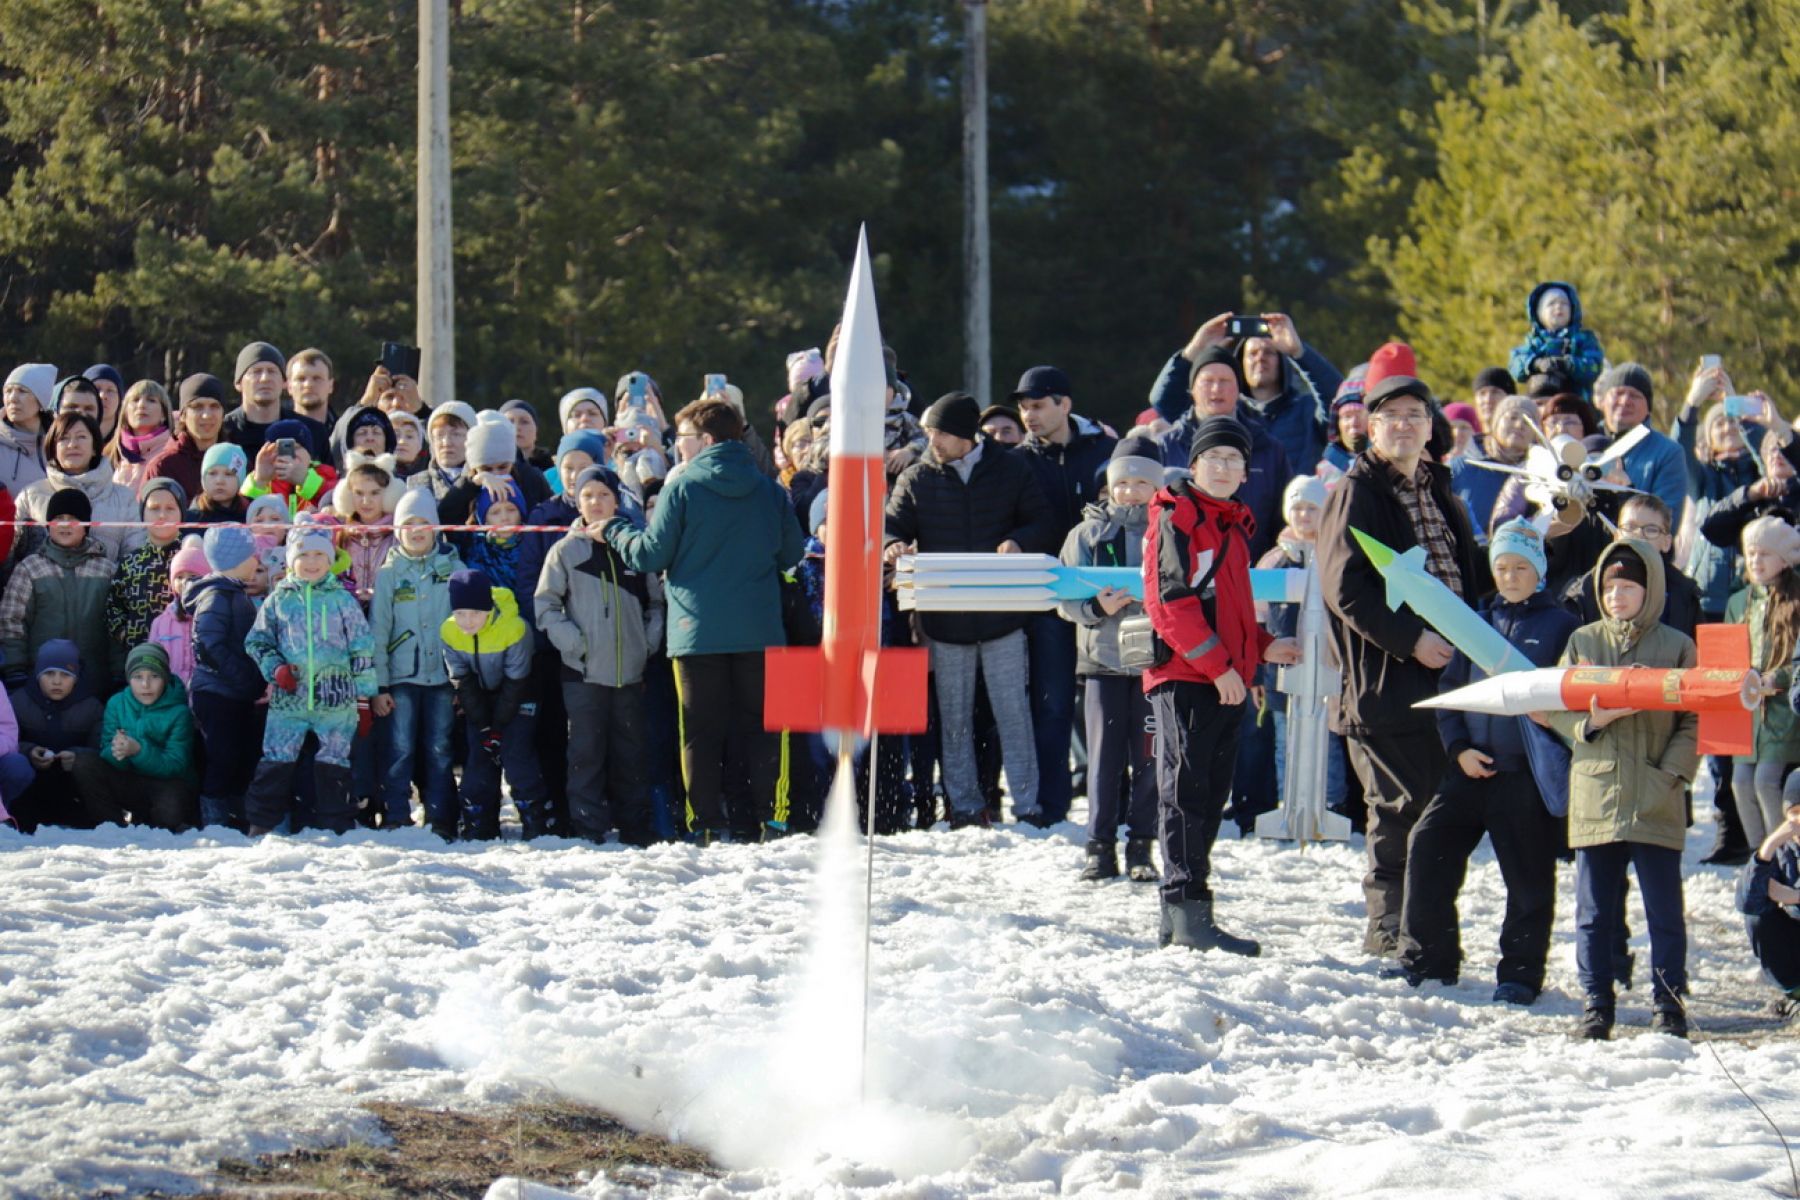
1363 342 1418 392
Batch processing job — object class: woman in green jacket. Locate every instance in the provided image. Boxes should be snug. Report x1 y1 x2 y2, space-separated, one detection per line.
1726 516 1800 846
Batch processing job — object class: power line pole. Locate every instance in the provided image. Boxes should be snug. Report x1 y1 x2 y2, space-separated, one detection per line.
418 0 455 407
962 0 991 407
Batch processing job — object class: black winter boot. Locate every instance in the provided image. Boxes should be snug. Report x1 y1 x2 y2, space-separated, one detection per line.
1080 841 1119 882
1124 839 1157 882
243 760 300 835
1163 896 1261 957
1574 1004 1615 1040
312 764 357 835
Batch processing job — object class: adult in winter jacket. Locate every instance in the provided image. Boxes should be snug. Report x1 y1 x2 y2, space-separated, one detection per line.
1153 346 1294 561
1013 364 1118 825
1507 282 1606 399
1547 539 1698 1040
1396 520 1577 1002
0 363 51 498
1737 804 1800 1016
15 413 144 563
144 374 230 501
1148 312 1341 477
604 399 805 842
1679 369 1768 616
72 642 197 830
884 392 1057 828
1143 415 1299 956
1057 438 1159 882
537 466 663 846
0 488 121 686
1700 427 1800 556
1317 367 1483 958
442 571 543 840
1452 394 1537 543
187 524 267 829
1592 363 1687 522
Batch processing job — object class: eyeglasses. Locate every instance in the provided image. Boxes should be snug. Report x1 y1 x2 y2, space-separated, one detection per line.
1620 524 1667 540
1372 409 1430 426
1196 452 1246 472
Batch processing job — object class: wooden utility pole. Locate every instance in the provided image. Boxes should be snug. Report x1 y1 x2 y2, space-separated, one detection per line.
962 0 991 406
418 0 455 407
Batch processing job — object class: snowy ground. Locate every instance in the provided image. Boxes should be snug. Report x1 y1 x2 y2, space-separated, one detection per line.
1 787 1796 1199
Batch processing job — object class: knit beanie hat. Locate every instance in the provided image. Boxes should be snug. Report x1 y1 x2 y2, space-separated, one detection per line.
499 398 538 423
201 442 248 480
170 535 211 580
264 418 314 458
52 376 98 415
177 373 226 409
202 523 258 573
285 520 334 568
1599 546 1649 588
394 487 439 528
1282 474 1329 519
1473 367 1516 394
474 477 527 522
1442 402 1482 433
245 493 288 527
125 642 171 683
1186 345 1243 391
1488 518 1548 588
787 350 826 394
466 411 516 469
1546 395 1600 437
1490 394 1537 431
1363 343 1419 394
138 477 187 512
234 341 285 384
344 405 397 454
559 387 609 430
1187 415 1252 464
922 392 981 441
807 486 831 536
5 363 57 411
572 464 623 500
1742 515 1800 568
35 638 80 679
1105 436 1163 487
427 400 478 432
83 364 124 394
556 430 607 467
448 568 493 612
45 487 92 524
1595 362 1654 405
388 410 423 442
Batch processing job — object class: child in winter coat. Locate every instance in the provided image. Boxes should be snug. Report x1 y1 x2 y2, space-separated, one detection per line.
145 536 208 686
242 522 377 835
370 489 460 832
241 419 336 516
246 493 288 551
185 442 251 525
0 488 121 689
462 477 527 589
1737 799 1800 1019
333 451 402 608
534 467 661 846
7 639 104 832
1057 438 1161 883
389 411 428 481
72 642 197 831
1395 519 1578 1004
1726 516 1800 845
443 568 545 840
187 524 267 828
1547 540 1699 1040
104 478 187 652
1507 281 1606 398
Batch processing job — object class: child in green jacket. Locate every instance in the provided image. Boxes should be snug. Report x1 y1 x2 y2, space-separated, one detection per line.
71 642 197 830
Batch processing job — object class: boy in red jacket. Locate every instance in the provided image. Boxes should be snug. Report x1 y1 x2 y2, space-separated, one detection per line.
1144 415 1298 954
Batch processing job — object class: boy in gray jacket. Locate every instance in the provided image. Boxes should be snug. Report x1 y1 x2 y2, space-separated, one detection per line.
536 466 664 846
1058 438 1162 882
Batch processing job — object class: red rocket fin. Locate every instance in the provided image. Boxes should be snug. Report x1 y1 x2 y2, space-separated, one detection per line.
762 646 930 734
1696 623 1750 670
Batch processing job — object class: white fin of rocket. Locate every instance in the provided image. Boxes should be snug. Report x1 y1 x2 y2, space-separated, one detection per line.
831 226 887 459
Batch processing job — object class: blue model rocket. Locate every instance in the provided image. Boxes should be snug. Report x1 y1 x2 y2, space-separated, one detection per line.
1348 527 1533 677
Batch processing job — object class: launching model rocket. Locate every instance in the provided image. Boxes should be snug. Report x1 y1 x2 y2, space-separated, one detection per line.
763 230 929 738
1416 625 1759 756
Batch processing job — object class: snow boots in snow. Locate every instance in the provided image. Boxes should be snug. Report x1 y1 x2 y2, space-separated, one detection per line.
1081 842 1119 881
1574 1005 1615 1040
1124 838 1157 882
1160 897 1261 957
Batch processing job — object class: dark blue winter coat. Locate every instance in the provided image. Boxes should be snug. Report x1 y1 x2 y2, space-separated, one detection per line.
1737 843 1800 923
1507 281 1605 398
1150 346 1341 476
1436 591 1578 808
1677 409 1764 616
1157 403 1292 562
1018 415 1116 546
1451 455 1510 543
187 573 264 701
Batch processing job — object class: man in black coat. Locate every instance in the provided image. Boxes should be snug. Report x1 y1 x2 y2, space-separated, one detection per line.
885 392 1057 828
1317 367 1483 958
1013 365 1117 825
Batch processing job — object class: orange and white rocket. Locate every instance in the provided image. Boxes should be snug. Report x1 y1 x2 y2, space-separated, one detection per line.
1415 625 1759 756
764 229 929 740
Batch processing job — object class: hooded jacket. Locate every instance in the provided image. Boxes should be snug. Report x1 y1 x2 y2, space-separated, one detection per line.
1157 403 1293 562
101 669 194 781
440 585 532 729
1143 482 1271 690
339 517 395 609
9 677 102 756
883 438 1058 645
1507 281 1606 398
187 573 264 701
605 439 805 657
245 570 377 712
1148 345 1342 476
0 537 120 684
1057 499 1148 676
536 521 664 686
0 421 46 498
16 463 144 562
1316 450 1483 736
1562 546 1701 640
371 541 461 689
1547 540 1699 852
1019 415 1117 545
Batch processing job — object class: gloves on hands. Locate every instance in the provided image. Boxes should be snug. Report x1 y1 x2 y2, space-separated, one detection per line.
356 700 373 739
273 664 300 693
479 727 504 766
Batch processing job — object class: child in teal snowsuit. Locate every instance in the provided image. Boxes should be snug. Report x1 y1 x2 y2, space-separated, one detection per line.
1507 281 1606 399
242 520 377 834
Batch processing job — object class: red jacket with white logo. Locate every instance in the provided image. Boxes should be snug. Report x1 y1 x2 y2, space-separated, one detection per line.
1143 483 1271 690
